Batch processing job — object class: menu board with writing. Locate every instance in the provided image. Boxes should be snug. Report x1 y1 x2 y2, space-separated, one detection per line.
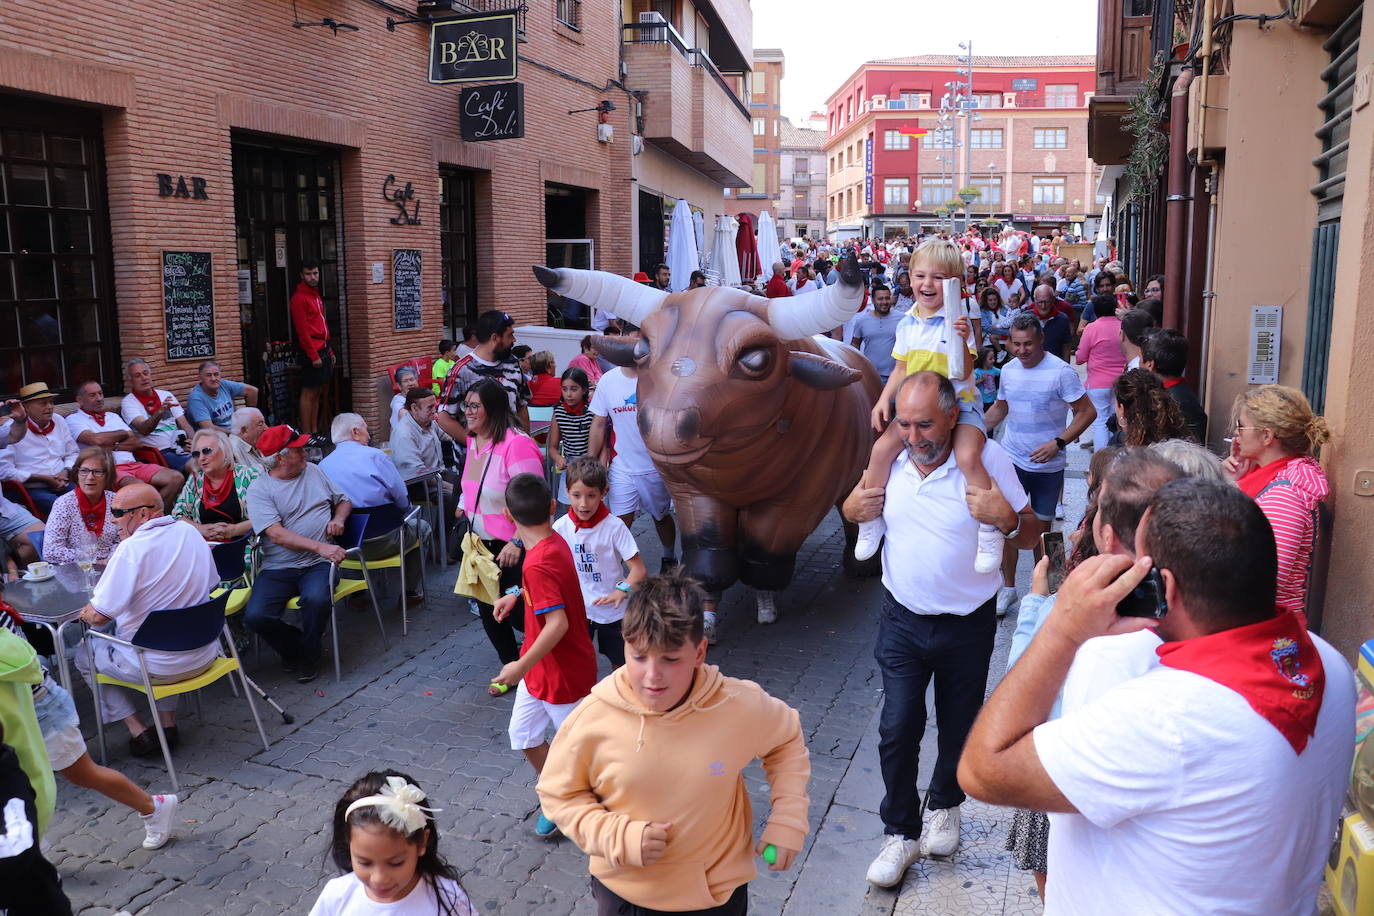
162 251 215 361
393 249 422 331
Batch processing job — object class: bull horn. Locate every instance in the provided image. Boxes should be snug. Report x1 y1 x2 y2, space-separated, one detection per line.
531 266 668 327
765 250 865 339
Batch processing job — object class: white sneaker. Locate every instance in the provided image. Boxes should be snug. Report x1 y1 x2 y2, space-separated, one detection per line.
996 586 1018 617
919 805 961 857
141 793 178 850
756 592 777 625
854 518 886 561
703 611 718 645
866 834 921 888
974 524 1002 574
1055 502 1066 520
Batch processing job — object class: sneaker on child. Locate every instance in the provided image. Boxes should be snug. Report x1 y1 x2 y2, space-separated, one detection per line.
141 794 178 850
854 518 886 561
974 524 1002 574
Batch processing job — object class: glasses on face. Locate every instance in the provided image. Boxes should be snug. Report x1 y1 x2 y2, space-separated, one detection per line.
1234 420 1262 433
77 467 107 477
110 504 155 518
191 446 218 458
462 402 483 414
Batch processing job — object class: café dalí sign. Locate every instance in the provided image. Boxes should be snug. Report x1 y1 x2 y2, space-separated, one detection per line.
429 12 518 84
460 82 524 141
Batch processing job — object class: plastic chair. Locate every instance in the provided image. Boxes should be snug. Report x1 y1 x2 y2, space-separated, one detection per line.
286 513 386 682
30 529 44 561
210 535 254 617
340 505 427 636
3 480 45 520
88 592 269 791
132 447 169 468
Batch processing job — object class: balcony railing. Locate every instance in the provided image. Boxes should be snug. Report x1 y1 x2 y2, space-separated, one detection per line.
622 23 750 120
449 0 527 35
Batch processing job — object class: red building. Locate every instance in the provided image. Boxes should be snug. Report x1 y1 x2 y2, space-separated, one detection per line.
823 55 1100 238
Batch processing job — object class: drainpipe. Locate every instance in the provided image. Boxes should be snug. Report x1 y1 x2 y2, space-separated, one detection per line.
1195 0 1221 405
1162 66 1195 331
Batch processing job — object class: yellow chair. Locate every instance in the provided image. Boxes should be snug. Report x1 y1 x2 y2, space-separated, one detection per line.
88 592 269 791
286 513 387 682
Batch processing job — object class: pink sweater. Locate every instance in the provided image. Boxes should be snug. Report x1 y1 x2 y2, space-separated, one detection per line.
1075 316 1127 389
460 432 544 543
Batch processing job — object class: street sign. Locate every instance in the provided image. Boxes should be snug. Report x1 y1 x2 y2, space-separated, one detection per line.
428 12 519 84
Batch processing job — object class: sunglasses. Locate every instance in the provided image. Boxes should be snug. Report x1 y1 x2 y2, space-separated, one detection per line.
110 504 156 518
191 447 218 458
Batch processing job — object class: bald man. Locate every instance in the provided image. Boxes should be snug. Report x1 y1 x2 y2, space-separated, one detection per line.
75 485 218 758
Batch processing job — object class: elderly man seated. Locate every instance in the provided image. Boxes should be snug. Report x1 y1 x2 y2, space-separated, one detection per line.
229 407 273 474
2 382 78 514
74 484 218 758
121 359 196 472
187 360 258 431
320 412 426 606
66 380 186 511
244 426 351 684
391 387 458 562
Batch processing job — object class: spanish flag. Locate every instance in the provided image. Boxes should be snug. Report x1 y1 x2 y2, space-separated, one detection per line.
897 123 928 139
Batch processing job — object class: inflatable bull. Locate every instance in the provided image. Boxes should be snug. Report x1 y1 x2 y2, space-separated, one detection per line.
532 254 881 620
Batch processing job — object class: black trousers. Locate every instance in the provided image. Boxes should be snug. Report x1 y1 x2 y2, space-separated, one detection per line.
474 536 524 665
589 877 746 916
874 589 997 839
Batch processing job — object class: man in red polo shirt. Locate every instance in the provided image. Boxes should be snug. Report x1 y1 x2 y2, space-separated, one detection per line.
289 259 332 441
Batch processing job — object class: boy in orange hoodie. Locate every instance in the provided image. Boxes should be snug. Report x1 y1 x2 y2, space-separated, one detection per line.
536 571 811 915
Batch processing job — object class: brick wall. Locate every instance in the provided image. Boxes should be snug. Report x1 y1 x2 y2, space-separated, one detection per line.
0 0 647 427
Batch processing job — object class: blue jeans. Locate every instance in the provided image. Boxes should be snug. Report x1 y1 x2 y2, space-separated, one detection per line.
244 563 333 665
25 482 73 515
874 589 997 838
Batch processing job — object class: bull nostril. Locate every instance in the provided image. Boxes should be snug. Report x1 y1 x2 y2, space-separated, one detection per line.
677 408 700 443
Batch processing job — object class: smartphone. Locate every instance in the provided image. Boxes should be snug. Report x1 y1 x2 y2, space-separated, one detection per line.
1041 531 1066 593
1116 568 1169 618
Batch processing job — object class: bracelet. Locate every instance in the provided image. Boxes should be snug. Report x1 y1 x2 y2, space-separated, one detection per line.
615 580 632 594
504 585 522 598
509 537 524 549
1002 519 1022 540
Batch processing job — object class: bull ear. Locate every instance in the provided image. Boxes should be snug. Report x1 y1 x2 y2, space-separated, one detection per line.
591 335 640 368
787 351 862 390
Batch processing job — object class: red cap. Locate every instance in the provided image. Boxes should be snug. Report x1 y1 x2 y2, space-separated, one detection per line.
257 425 311 457
632 272 651 283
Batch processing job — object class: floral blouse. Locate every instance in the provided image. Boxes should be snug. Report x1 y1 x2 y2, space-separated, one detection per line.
43 489 120 564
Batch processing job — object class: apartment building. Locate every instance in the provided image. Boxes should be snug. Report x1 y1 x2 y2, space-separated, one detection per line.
822 55 1099 239
778 117 827 240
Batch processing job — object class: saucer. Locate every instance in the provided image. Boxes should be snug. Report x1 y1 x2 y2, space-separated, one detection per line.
22 569 55 583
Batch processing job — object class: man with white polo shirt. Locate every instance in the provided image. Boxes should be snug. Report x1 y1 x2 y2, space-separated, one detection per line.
982 314 1096 614
120 358 196 471
588 322 678 575
67 380 186 511
2 382 79 515
843 371 1037 889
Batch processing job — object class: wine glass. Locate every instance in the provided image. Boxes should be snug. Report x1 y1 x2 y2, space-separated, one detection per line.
75 534 95 592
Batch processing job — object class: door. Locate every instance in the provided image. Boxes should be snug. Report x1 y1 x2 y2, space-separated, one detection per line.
440 169 478 339
231 140 346 425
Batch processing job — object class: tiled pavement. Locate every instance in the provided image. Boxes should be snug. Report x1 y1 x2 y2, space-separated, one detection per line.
44 448 1091 915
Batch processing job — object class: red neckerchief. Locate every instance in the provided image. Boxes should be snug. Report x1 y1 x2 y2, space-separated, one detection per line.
560 399 587 416
133 389 161 417
75 486 107 537
0 597 22 626
82 408 106 427
26 417 53 436
1237 457 1290 500
1156 609 1325 753
568 503 609 531
201 469 235 510
1162 377 1184 389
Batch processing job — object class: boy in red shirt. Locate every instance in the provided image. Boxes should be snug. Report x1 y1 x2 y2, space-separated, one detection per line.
492 472 598 839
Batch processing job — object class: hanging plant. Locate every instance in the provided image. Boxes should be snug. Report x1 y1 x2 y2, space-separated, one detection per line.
1122 55 1169 204
934 205 951 218
957 186 980 202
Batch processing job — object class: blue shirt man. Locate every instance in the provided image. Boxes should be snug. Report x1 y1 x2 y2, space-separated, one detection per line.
187 361 258 431
318 415 409 515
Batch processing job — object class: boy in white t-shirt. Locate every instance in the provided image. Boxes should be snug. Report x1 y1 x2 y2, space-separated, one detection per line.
551 457 648 669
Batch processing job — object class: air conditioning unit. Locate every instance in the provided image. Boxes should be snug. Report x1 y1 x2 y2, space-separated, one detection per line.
871 94 887 109
638 10 666 41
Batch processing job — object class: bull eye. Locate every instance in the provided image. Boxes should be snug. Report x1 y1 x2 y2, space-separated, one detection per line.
633 338 651 362
737 347 773 374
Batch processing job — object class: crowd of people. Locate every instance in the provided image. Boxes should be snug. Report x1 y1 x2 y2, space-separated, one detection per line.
0 227 1359 916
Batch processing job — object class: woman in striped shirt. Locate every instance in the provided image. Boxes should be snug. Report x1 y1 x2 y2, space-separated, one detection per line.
1224 385 1331 626
547 368 593 505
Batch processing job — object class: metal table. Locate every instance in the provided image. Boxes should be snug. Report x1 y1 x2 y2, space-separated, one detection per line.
406 470 447 566
5 562 100 692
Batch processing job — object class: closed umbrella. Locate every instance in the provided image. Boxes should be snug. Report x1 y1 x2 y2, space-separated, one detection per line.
666 199 698 293
736 212 760 282
708 215 741 286
693 209 706 266
756 211 779 278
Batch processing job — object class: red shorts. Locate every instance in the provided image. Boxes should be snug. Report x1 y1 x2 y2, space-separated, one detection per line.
115 461 163 483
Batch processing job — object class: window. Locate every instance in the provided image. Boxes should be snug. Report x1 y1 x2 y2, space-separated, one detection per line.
829 156 835 174
920 178 954 207
971 177 1002 206
899 92 922 109
1033 128 1067 149
752 72 766 96
1032 176 1066 205
922 127 955 148
753 118 765 136
884 130 911 150
773 120 779 136
751 163 766 193
971 93 1003 108
1045 84 1078 107
796 224 809 238
883 178 910 207
970 128 1003 149
555 0 580 28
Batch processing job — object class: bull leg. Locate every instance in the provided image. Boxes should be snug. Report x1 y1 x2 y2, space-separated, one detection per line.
736 502 802 593
672 493 740 596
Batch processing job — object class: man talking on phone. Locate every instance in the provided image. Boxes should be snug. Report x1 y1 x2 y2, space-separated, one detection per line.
959 478 1353 916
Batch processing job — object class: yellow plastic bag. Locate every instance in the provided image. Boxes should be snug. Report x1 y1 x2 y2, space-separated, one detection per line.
453 531 501 606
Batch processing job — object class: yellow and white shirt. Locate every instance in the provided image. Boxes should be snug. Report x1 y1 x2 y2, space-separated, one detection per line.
891 309 979 407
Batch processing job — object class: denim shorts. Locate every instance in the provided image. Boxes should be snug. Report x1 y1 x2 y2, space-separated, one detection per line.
956 402 986 434
1015 466 1065 522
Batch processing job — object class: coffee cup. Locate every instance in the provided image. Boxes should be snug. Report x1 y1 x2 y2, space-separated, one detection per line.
27 561 52 578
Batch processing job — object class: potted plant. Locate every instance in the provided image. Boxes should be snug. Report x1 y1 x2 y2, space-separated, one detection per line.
933 205 951 218
957 185 979 203
980 217 1001 228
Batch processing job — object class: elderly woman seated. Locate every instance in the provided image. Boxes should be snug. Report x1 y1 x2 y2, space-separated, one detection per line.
42 446 121 565
172 428 260 547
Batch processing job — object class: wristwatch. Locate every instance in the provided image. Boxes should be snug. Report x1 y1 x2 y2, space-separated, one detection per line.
509 537 524 548
1002 518 1022 540
614 580 632 594
504 585 522 598
1053 436 1067 451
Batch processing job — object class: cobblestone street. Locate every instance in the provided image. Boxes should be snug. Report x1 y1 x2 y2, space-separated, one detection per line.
45 449 1089 916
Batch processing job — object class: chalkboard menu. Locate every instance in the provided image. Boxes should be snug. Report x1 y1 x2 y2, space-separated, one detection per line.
162 251 215 361
460 82 525 141
393 249 422 331
264 340 295 426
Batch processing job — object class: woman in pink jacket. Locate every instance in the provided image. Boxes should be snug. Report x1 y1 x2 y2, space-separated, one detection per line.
1072 293 1128 451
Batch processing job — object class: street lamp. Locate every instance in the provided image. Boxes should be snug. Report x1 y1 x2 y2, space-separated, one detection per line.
987 161 997 221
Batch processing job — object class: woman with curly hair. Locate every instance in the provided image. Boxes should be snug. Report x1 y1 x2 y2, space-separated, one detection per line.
1111 368 1190 447
1224 385 1331 624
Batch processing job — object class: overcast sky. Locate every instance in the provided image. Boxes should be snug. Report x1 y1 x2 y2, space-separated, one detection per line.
752 0 1100 123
